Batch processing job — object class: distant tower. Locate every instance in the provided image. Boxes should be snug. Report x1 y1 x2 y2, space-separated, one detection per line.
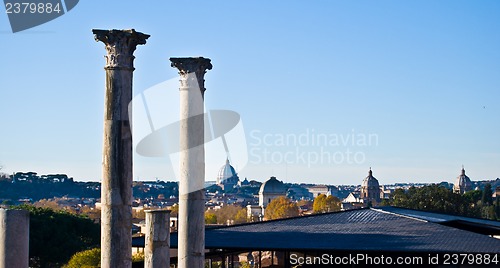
361 168 380 203
216 158 239 191
453 166 472 194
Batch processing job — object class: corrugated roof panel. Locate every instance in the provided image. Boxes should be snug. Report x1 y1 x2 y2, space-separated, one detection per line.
377 207 500 227
156 208 500 253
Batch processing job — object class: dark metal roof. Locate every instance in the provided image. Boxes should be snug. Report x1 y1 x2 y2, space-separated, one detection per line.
375 206 500 236
376 206 500 227
134 208 500 253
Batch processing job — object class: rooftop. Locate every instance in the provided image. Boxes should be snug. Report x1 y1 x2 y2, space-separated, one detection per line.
134 207 500 253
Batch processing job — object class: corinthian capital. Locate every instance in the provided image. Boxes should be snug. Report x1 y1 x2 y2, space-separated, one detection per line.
93 29 150 70
170 57 212 94
170 57 212 75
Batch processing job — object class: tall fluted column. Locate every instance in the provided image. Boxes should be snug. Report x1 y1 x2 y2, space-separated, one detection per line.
93 29 149 268
170 57 212 268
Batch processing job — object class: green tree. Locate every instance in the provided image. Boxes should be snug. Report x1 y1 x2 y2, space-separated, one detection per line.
205 212 217 224
313 194 340 213
14 204 100 268
265 196 299 220
388 185 481 218
463 189 482 205
391 188 410 207
312 194 326 213
482 184 493 206
63 248 100 268
481 205 496 220
210 205 245 224
234 207 248 224
132 251 144 263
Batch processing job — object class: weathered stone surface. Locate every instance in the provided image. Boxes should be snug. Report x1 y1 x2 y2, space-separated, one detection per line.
171 57 211 268
145 210 171 268
0 209 29 268
93 29 149 268
93 29 150 70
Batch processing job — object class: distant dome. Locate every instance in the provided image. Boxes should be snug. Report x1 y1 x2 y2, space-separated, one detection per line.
362 169 380 188
259 176 286 194
361 168 381 202
454 166 472 194
217 159 237 185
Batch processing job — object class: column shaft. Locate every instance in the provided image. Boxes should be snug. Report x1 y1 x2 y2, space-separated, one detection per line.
171 57 212 268
0 209 29 268
93 29 149 268
145 210 171 268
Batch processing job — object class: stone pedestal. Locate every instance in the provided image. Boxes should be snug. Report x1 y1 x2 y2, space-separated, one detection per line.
170 57 212 268
145 210 171 268
0 209 29 268
93 29 149 268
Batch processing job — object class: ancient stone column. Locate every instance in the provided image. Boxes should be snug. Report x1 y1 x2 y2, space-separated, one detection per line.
92 29 149 268
145 210 171 268
170 57 212 268
0 208 29 268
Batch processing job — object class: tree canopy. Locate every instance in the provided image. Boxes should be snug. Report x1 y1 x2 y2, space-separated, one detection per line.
482 183 493 206
389 184 499 220
312 194 341 213
14 204 100 268
205 212 217 224
205 205 248 225
62 248 100 268
264 196 299 220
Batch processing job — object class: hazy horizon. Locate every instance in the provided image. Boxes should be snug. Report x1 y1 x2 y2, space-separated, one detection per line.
1 1 499 185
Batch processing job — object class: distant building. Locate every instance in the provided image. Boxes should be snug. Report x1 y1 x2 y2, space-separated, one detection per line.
341 191 365 210
342 192 362 203
453 166 473 194
494 185 500 199
305 185 338 198
341 168 382 210
360 168 380 203
216 159 239 191
238 178 250 187
287 185 313 200
259 176 286 207
379 185 392 199
247 176 286 220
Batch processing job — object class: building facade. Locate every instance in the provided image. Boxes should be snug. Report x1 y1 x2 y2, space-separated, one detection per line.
247 176 286 220
453 166 472 194
360 168 381 203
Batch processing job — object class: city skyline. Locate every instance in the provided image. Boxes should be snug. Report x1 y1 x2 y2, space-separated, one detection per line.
1 1 499 184
3 162 496 187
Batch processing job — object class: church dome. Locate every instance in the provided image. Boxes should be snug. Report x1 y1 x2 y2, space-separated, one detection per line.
362 169 379 188
259 176 286 194
217 159 237 185
454 166 472 193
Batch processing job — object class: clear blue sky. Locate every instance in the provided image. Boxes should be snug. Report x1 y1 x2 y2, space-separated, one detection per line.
1 1 499 185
